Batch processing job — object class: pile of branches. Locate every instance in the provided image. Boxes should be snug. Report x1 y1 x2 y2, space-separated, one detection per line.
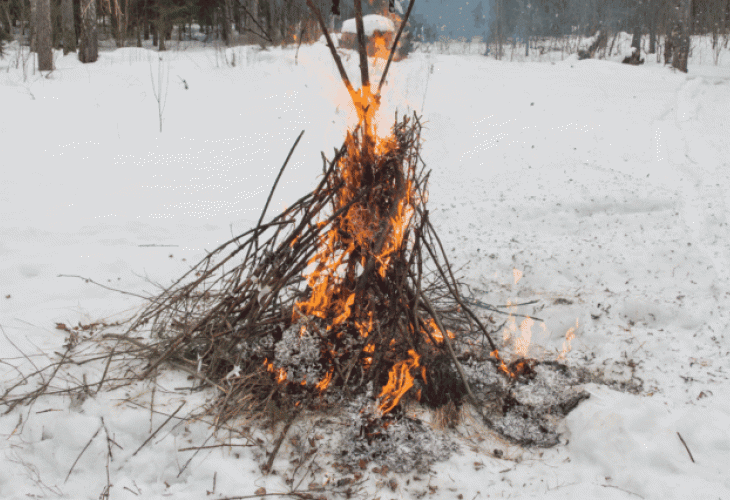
107 111 503 428
1 0 590 471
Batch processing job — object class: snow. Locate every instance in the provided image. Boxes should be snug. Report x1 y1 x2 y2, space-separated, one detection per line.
2 34 730 500
341 14 395 35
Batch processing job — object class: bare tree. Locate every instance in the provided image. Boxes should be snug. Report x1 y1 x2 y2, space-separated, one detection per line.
158 0 168 50
61 0 76 55
110 0 128 48
488 0 505 59
78 0 98 63
0 20 9 59
1 0 12 41
35 0 52 70
222 0 233 45
708 0 729 63
30 0 37 51
672 0 692 71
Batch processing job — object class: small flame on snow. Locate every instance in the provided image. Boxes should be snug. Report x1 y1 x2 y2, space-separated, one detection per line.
514 316 534 358
490 349 513 377
558 319 579 361
513 268 523 284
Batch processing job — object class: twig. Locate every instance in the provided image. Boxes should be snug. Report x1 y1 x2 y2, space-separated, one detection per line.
378 0 416 93
57 274 151 300
305 0 355 95
237 1 273 42
65 423 103 483
600 484 644 498
418 218 500 353
257 130 304 230
132 401 186 456
217 493 315 500
149 368 157 433
464 296 543 322
101 417 113 499
178 443 254 452
677 431 695 463
1 324 42 377
96 339 119 394
263 404 302 473
419 292 478 406
3 345 72 416
254 130 305 254
177 429 216 477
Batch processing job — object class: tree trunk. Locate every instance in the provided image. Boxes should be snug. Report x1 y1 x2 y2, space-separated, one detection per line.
248 0 258 43
648 0 657 53
143 0 149 40
221 2 229 45
224 0 233 45
115 0 127 48
233 0 240 33
525 1 532 57
36 0 52 70
30 0 37 52
158 6 166 50
1 0 12 37
631 27 641 52
672 0 691 72
78 0 97 63
61 0 75 54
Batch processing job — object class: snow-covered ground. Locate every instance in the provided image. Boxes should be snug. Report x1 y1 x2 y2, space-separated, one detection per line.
1 33 730 500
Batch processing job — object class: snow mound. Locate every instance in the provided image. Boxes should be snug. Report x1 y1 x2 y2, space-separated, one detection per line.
341 14 395 36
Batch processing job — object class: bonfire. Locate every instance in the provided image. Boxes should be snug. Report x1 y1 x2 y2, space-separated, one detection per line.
1 0 589 479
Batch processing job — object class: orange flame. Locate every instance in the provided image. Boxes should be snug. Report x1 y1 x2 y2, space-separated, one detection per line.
423 318 455 344
490 349 514 378
356 310 374 338
558 319 578 361
293 81 414 329
316 369 334 391
363 343 375 369
290 38 419 413
514 316 534 358
264 359 288 384
371 32 391 70
378 349 420 413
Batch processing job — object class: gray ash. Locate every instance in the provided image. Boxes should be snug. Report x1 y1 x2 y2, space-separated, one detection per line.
337 398 460 474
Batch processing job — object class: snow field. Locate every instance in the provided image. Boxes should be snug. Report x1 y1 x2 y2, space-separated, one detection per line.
1 35 729 499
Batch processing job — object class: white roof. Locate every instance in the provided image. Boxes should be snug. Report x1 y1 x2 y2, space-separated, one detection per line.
341 14 396 35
